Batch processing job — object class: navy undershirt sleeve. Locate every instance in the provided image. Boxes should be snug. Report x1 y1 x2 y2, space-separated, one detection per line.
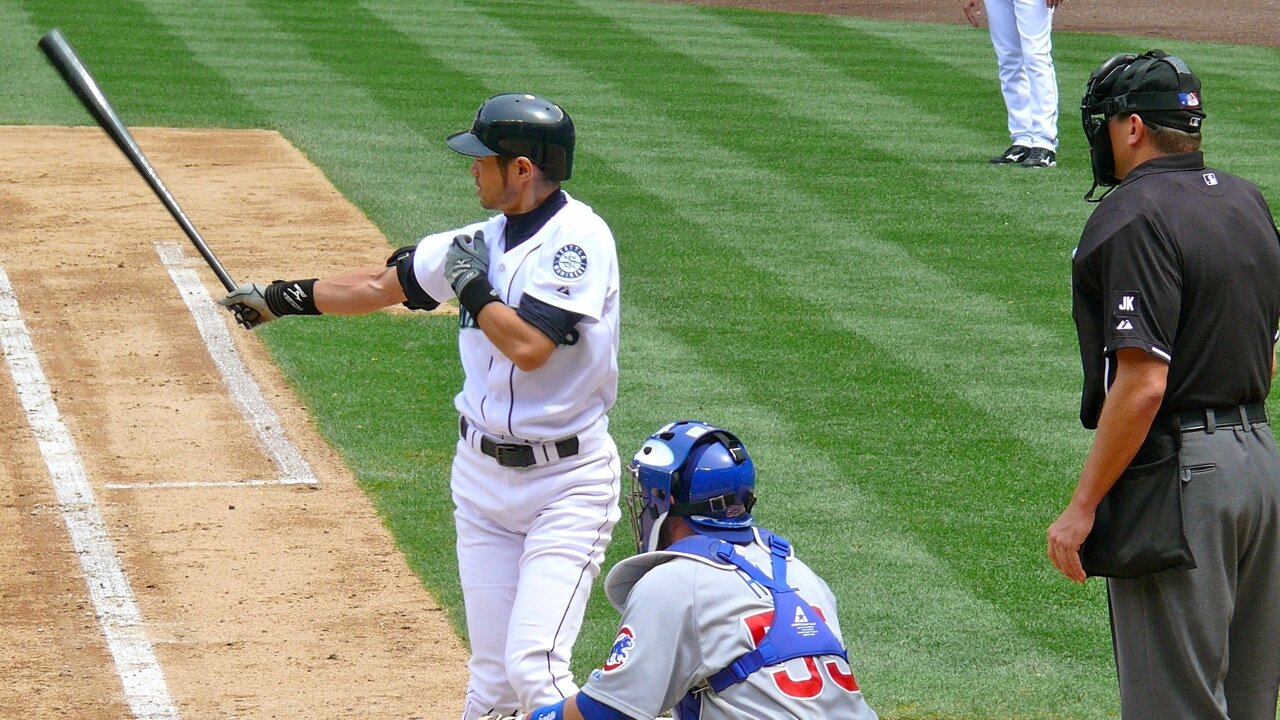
517 294 583 345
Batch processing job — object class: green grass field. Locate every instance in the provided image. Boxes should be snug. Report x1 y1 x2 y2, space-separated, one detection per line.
3 1 1278 717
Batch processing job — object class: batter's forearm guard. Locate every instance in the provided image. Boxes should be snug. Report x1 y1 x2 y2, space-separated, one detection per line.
264 279 322 316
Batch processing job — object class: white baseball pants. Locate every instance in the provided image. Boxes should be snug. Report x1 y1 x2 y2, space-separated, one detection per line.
984 0 1058 150
453 422 620 719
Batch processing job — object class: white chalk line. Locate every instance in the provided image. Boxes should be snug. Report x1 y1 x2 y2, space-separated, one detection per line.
0 267 179 720
102 243 317 490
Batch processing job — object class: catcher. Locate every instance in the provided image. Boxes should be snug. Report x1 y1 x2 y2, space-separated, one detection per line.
487 421 879 720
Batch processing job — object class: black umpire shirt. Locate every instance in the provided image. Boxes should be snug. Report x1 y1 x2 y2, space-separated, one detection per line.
1072 151 1280 429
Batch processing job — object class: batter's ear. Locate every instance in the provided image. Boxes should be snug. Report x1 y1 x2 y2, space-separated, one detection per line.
511 155 537 180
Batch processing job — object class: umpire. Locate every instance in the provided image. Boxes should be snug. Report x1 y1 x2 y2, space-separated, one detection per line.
1046 50 1280 719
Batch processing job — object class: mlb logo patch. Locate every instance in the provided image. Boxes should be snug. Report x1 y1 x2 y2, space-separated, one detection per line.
1203 172 1218 186
603 626 635 671
1178 91 1200 108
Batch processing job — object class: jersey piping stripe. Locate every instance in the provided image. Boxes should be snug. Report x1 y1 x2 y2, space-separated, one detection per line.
545 448 620 697
546 510 613 698
480 356 493 429
503 241 544 437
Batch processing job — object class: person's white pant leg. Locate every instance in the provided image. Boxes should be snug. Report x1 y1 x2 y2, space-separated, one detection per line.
454 445 524 719
1014 0 1058 149
505 448 621 710
984 0 1032 146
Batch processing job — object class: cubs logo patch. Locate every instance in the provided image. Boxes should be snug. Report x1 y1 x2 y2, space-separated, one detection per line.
552 244 587 280
603 626 635 672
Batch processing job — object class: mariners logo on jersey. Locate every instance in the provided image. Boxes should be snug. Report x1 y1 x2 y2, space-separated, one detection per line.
552 244 588 280
603 626 635 672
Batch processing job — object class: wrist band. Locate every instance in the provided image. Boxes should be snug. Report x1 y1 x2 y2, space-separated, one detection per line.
457 276 502 319
264 278 322 316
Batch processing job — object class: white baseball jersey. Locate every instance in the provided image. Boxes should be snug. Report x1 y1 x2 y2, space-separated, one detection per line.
984 0 1058 150
411 192 623 717
411 191 620 441
581 530 878 720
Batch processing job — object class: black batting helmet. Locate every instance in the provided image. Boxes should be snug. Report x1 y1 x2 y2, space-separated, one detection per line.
447 93 575 182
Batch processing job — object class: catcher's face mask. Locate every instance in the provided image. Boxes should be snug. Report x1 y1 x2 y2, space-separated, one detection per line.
627 436 676 555
1081 50 1205 202
627 421 757 555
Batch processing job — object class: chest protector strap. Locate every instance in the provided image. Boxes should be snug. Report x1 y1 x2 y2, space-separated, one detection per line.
666 532 848 694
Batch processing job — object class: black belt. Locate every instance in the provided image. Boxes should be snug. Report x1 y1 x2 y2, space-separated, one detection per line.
459 417 580 468
1172 403 1268 433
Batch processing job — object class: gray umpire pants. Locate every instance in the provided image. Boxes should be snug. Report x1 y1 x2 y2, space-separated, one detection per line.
1107 421 1280 720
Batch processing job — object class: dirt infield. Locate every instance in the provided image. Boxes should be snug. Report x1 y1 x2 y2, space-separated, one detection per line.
0 127 466 719
655 0 1280 48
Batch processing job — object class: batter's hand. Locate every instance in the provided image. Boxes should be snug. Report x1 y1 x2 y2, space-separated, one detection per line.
445 230 490 297
1047 502 1094 583
961 0 982 27
218 282 277 329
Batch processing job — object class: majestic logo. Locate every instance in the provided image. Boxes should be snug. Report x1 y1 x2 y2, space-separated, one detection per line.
552 244 588 280
1117 296 1135 312
1116 319 1134 331
1203 172 1218 186
603 627 635 671
1178 91 1200 108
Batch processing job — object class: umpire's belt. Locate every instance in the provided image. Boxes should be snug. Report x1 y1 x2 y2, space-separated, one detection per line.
459 417 580 468
1171 403 1268 433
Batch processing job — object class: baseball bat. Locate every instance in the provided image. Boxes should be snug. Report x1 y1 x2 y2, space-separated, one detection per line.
37 28 238 292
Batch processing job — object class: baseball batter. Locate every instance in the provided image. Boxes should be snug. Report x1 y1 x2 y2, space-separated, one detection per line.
487 421 879 720
217 93 622 719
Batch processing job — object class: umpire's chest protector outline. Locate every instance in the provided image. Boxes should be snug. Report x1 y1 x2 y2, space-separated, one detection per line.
411 193 621 442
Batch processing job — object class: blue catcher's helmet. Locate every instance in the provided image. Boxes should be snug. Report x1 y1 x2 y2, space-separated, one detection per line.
627 421 757 554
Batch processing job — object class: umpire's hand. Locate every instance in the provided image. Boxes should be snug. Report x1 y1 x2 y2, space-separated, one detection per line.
1047 503 1093 583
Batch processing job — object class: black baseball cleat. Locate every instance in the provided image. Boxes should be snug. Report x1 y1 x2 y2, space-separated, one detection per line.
989 144 1031 164
1020 147 1057 168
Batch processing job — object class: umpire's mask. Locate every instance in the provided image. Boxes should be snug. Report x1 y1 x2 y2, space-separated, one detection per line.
1081 50 1205 202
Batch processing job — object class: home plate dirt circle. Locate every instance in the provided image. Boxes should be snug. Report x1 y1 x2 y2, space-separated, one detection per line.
0 126 467 719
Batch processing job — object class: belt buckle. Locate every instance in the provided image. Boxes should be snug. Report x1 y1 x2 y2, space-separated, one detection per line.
493 442 531 468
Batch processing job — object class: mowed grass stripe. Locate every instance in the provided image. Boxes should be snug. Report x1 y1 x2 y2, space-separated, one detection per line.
363 4 1111 712
19 0 264 128
143 0 473 241
238 0 487 236
653 3 1093 315
0 1 83 125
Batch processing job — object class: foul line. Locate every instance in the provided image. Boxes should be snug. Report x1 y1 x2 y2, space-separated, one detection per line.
0 267 179 720
101 243 317 490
